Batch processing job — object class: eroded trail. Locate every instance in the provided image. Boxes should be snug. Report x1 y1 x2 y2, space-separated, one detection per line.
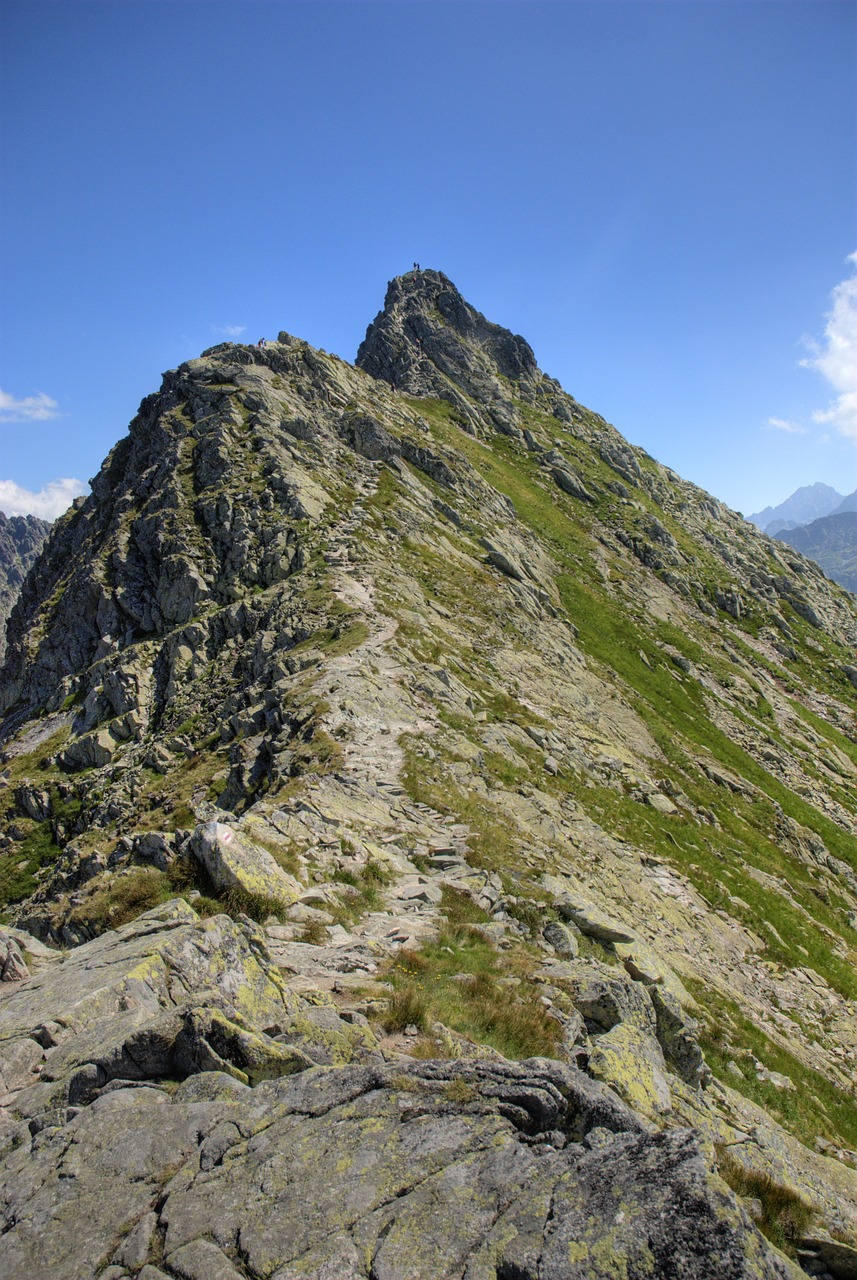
255 479 511 1010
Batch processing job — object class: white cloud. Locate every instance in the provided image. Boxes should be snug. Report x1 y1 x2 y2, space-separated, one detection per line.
212 324 246 338
766 416 807 435
801 251 857 439
0 388 60 422
0 478 87 521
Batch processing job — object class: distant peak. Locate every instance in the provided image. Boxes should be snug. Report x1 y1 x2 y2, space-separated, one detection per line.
747 481 846 533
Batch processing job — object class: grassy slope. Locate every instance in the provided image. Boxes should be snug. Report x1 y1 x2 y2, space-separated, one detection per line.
382 395 857 1149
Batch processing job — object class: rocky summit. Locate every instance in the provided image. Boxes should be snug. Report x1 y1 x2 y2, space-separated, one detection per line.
1 268 856 1280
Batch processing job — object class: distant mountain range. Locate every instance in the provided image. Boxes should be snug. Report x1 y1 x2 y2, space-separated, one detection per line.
747 483 857 593
748 482 848 536
779 510 857 594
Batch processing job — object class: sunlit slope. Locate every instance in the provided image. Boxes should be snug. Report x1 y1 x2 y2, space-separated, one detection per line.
0 271 855 1246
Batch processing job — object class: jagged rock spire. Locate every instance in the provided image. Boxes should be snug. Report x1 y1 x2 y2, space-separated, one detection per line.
356 269 543 434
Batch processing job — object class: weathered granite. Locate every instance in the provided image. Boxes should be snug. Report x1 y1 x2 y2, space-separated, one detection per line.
0 1057 798 1280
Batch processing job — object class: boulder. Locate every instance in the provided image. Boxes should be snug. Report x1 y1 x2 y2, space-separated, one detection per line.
59 729 117 771
552 895 637 945
543 960 656 1035
715 588 745 620
543 920 579 959
0 936 29 983
13 782 51 823
647 792 678 814
0 1035 43 1090
799 1236 857 1280
551 466 595 503
188 820 300 908
480 536 526 582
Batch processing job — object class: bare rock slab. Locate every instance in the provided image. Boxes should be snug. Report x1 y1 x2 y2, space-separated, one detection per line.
0 1058 798 1280
0 900 374 1116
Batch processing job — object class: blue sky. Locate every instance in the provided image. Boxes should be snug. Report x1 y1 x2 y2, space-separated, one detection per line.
1 0 855 521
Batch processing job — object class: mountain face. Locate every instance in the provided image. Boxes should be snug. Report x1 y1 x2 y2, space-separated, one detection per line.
0 512 51 666
748 483 845 536
753 488 857 593
1 269 856 1279
779 511 857 594
833 490 857 515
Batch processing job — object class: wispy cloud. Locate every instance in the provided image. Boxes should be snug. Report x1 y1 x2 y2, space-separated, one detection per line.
766 416 807 435
0 388 60 422
0 478 86 521
212 324 246 338
800 251 857 440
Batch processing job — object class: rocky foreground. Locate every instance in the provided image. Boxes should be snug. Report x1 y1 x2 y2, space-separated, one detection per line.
0 901 802 1279
1 270 856 1276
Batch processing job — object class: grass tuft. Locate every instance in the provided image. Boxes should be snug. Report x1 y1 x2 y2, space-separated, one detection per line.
716 1146 816 1256
384 887 560 1060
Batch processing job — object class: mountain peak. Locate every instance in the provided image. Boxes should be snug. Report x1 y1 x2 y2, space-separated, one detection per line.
356 268 541 432
748 481 845 533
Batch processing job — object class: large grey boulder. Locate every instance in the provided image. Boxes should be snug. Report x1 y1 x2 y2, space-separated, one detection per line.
59 727 117 770
188 820 301 907
542 878 638 945
551 465 595 504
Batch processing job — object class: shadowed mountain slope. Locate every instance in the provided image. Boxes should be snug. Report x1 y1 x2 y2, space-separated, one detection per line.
779 510 857 595
0 512 51 666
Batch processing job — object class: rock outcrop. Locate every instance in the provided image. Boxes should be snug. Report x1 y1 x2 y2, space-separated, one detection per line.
0 903 799 1280
0 511 50 665
1 270 856 1276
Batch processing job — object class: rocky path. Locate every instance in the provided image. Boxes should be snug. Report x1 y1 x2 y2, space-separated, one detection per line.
252 469 520 1008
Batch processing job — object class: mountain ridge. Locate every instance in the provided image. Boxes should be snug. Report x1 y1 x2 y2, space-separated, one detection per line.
779 510 857 595
0 270 856 1279
0 512 51 667
748 483 846 536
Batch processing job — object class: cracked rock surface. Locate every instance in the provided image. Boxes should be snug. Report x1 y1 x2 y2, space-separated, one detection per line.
0 906 797 1280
